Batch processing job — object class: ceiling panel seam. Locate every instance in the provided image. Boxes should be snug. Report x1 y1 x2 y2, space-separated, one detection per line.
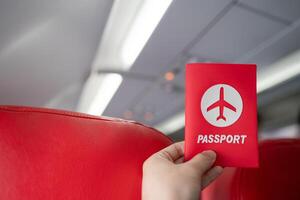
236 18 300 63
181 0 237 55
236 2 292 26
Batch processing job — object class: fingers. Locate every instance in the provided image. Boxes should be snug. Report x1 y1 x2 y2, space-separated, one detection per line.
156 142 184 162
174 156 184 164
201 166 223 189
185 150 216 174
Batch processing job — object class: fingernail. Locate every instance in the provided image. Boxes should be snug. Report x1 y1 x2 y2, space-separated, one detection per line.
214 166 223 174
201 150 216 160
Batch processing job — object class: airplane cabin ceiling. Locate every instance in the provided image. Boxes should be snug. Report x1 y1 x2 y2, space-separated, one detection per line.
104 0 300 127
0 0 113 109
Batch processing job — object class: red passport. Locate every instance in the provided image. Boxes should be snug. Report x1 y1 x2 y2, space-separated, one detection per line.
185 63 259 168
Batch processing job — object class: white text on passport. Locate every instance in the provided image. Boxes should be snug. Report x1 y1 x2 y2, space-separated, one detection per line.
197 134 247 144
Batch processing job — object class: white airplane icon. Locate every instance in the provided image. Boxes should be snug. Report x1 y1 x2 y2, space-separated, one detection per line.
206 87 237 121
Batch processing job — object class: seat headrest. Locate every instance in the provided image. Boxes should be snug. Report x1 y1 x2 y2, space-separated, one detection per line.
0 106 172 200
202 139 300 200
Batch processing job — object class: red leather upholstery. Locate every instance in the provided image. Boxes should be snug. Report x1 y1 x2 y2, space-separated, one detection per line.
0 106 172 200
202 139 300 200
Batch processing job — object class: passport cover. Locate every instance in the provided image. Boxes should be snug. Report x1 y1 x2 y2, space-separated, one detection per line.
185 63 259 167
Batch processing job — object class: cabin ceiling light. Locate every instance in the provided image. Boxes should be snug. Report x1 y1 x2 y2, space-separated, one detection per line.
258 49 300 92
121 0 173 68
87 73 123 115
78 0 172 116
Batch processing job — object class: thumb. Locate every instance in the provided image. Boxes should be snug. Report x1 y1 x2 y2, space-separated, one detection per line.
184 150 217 175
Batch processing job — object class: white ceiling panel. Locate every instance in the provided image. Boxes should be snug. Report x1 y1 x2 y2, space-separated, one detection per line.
130 0 232 76
0 0 113 109
240 0 300 22
239 20 300 69
190 5 286 62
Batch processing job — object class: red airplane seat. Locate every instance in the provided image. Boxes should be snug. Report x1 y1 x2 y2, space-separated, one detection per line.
0 106 173 200
202 139 300 200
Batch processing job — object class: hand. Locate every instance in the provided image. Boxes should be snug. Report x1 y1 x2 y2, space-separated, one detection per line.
142 142 223 200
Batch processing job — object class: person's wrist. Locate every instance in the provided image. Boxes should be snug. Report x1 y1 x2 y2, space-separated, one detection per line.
162 184 200 200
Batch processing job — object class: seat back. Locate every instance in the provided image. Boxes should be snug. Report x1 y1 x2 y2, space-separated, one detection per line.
203 139 300 200
0 106 172 200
